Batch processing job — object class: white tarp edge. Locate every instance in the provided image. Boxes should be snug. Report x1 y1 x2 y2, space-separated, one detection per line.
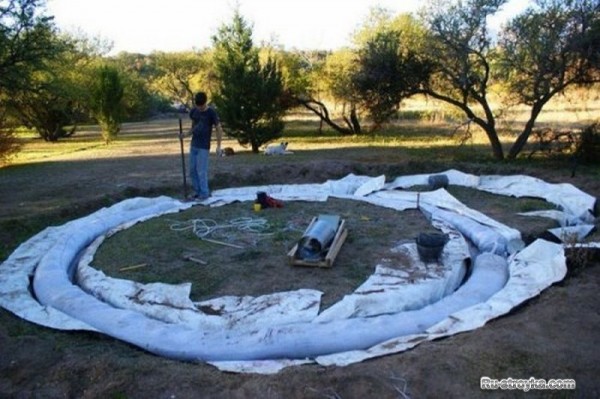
385 169 597 223
384 169 481 189
315 239 565 367
518 209 576 226
314 228 469 322
478 175 596 223
547 225 596 242
0 196 192 330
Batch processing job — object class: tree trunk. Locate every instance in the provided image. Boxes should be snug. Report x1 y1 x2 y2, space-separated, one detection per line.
294 96 356 135
482 124 504 160
507 103 544 160
350 106 361 134
416 89 505 160
251 141 260 153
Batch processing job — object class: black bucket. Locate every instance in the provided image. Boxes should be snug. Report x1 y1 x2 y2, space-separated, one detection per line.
428 174 449 190
416 232 449 262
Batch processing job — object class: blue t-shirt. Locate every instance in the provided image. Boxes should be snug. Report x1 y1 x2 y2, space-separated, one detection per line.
189 106 219 150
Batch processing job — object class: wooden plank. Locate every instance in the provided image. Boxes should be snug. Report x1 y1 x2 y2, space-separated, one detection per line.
118 263 148 272
287 243 300 265
324 222 348 267
183 255 208 265
201 237 244 249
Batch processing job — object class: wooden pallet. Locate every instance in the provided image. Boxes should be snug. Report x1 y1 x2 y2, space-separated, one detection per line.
288 218 348 268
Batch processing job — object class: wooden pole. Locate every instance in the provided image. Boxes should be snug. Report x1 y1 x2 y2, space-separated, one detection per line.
178 117 188 199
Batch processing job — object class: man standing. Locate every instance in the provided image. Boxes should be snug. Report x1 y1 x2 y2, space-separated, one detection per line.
180 92 223 200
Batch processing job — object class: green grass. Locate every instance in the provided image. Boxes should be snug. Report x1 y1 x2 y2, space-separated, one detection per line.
90 199 434 308
87 180 572 307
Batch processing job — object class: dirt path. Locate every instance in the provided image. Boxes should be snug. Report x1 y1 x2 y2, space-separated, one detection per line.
1 123 599 398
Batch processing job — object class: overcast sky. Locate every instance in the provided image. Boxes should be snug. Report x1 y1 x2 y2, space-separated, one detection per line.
46 0 530 55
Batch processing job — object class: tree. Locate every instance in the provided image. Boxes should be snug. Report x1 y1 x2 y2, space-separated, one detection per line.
119 66 166 121
353 28 431 130
353 30 403 129
150 51 211 110
0 0 64 154
112 52 171 120
418 0 507 159
2 6 108 143
277 49 359 135
212 11 287 153
9 77 81 142
0 0 61 93
7 33 94 141
352 6 428 50
418 0 600 160
322 49 362 134
89 65 124 143
499 0 600 159
291 10 430 135
0 109 19 165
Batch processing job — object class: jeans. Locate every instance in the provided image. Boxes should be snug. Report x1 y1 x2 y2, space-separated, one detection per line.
189 146 210 197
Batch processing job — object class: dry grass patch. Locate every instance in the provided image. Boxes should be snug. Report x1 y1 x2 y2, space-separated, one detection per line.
92 198 437 310
91 185 565 311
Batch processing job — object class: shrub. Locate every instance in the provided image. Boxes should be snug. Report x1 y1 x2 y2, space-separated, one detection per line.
575 123 600 165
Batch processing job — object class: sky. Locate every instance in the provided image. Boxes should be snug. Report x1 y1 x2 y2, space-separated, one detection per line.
46 0 531 55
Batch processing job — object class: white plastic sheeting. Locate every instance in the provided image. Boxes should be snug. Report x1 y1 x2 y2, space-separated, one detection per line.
314 229 470 322
0 171 595 374
201 173 386 207
385 169 481 189
478 174 597 223
0 225 97 331
386 169 597 242
418 189 523 255
0 196 191 331
61 249 497 365
76 225 324 331
314 239 566 367
385 169 597 225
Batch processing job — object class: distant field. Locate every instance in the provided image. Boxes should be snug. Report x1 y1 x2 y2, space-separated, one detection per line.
6 86 599 167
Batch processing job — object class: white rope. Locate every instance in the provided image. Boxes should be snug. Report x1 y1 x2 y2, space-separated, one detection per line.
169 217 273 247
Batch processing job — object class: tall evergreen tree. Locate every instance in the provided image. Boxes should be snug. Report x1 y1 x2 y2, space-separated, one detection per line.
212 11 286 153
90 65 124 144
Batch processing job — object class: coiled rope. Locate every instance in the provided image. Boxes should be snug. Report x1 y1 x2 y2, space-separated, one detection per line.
169 217 273 248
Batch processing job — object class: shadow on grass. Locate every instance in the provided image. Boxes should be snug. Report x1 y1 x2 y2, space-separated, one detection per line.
2 116 598 261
